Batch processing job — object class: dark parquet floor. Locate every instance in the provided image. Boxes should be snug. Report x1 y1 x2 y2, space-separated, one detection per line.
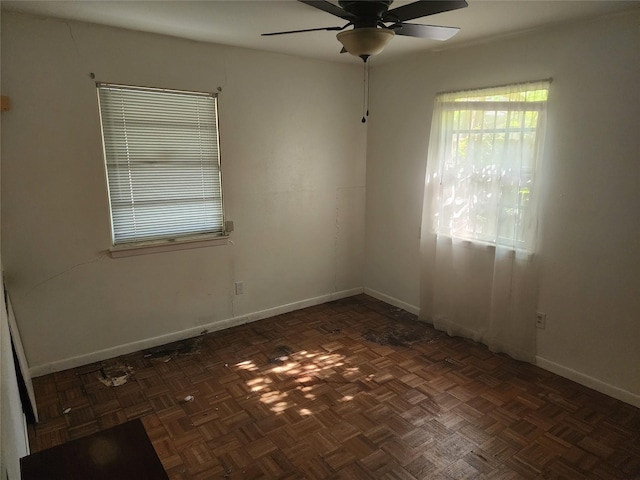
28 294 640 479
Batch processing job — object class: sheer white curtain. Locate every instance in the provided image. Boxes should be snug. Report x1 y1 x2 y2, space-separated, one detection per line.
420 81 549 362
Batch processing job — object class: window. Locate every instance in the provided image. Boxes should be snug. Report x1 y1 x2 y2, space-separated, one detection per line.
97 83 224 247
427 81 549 249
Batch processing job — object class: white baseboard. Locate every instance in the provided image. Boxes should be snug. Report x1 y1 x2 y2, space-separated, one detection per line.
536 356 640 408
30 287 364 377
363 287 420 316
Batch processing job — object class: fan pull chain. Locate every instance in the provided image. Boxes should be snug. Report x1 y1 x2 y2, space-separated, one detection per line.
362 58 370 123
362 59 367 123
366 59 370 118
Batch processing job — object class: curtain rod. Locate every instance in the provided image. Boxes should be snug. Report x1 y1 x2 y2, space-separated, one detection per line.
437 78 553 96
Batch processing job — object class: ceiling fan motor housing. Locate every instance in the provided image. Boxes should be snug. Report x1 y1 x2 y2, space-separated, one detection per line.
338 0 393 28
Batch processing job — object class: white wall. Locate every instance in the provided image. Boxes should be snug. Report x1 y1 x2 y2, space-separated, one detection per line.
1 7 30 471
1 12 366 374
365 11 640 405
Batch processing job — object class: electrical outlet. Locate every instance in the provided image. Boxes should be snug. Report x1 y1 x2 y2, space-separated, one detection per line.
536 312 546 329
235 281 244 295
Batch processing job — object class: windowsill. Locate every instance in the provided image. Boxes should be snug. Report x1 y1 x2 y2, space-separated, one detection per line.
110 234 229 258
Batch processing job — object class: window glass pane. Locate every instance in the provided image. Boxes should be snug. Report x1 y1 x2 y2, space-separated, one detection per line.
525 110 538 128
509 111 524 129
495 110 508 130
482 110 496 130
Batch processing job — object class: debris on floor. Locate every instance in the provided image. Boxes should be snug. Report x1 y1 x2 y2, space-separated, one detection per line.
270 345 293 364
97 363 134 387
317 323 342 335
143 338 201 362
442 357 464 368
362 325 442 347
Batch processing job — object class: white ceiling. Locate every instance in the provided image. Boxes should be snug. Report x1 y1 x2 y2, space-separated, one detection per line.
2 0 638 64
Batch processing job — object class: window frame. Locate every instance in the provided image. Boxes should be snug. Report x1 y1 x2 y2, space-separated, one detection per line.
96 82 228 256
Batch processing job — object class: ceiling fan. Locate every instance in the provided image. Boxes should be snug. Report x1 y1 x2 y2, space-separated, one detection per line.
263 0 468 61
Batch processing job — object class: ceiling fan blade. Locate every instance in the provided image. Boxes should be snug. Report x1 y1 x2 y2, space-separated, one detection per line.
383 1 468 23
262 25 344 36
391 23 460 41
298 0 355 21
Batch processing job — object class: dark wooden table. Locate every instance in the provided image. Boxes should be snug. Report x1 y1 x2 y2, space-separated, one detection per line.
21 419 169 480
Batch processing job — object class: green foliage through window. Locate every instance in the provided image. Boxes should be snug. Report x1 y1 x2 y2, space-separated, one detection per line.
429 81 550 249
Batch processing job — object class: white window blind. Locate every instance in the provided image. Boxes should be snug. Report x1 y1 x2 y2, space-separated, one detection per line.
428 81 549 250
97 83 224 245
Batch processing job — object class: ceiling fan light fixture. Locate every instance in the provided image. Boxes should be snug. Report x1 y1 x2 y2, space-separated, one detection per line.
336 27 395 60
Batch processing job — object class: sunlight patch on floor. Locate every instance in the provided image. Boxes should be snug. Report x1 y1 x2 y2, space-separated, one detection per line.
238 347 358 415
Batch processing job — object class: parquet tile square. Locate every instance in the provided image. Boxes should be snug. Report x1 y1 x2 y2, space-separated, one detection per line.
26 295 640 479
